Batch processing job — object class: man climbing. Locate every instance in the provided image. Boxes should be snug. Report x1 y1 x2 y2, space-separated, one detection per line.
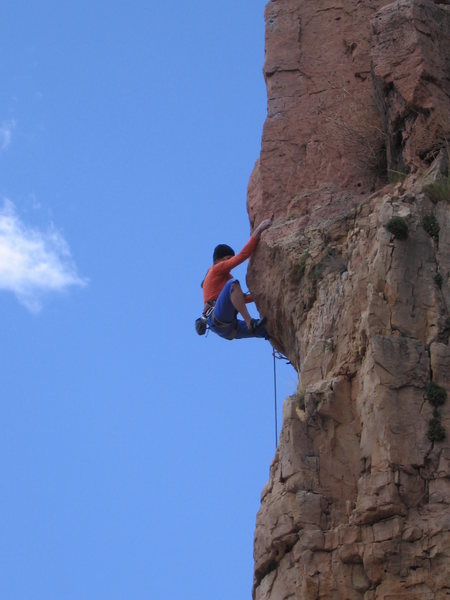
199 218 272 340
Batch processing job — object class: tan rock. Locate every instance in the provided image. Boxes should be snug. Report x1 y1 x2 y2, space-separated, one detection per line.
371 0 450 171
250 0 450 598
352 564 371 593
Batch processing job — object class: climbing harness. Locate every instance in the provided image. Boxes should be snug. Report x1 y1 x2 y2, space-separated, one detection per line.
195 299 240 340
203 300 216 317
272 349 290 449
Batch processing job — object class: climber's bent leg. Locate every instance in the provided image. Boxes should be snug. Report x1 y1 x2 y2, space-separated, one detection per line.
212 279 236 323
229 280 252 329
210 279 269 340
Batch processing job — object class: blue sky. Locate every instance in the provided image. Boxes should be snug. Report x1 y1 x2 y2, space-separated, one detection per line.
0 2 295 598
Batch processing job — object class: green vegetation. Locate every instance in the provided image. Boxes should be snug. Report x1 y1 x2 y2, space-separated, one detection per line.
310 264 322 284
298 250 311 280
422 214 440 241
427 417 446 443
387 169 407 184
386 216 408 240
424 175 450 204
426 382 447 407
425 382 447 443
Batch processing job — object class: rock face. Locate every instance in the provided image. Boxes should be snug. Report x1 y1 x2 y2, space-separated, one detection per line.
248 1 450 598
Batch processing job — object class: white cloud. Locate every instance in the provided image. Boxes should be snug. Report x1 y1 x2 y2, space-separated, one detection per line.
0 199 87 312
0 120 16 151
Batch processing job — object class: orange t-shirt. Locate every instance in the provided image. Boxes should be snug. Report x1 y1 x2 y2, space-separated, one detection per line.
202 236 258 304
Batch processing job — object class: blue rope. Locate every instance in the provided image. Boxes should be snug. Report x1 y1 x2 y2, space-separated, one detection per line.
272 349 291 449
273 350 278 448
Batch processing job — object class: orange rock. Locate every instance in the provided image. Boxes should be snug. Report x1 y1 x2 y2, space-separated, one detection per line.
250 1 450 598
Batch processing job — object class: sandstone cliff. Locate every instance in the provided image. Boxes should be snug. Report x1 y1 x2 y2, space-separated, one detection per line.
248 1 450 598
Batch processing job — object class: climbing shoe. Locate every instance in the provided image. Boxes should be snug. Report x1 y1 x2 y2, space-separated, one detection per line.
250 317 267 334
195 317 207 335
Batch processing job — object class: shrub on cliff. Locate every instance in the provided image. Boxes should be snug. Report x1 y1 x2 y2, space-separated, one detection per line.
426 382 447 443
428 417 446 442
422 214 440 241
386 216 408 240
424 175 450 203
426 382 447 407
298 250 310 280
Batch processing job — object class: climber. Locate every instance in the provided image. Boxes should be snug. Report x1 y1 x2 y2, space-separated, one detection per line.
197 218 272 340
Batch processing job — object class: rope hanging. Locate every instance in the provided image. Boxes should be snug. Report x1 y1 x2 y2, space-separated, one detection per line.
273 350 278 448
272 349 290 449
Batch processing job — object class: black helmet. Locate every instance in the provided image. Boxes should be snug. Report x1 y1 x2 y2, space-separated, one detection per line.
213 244 235 263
